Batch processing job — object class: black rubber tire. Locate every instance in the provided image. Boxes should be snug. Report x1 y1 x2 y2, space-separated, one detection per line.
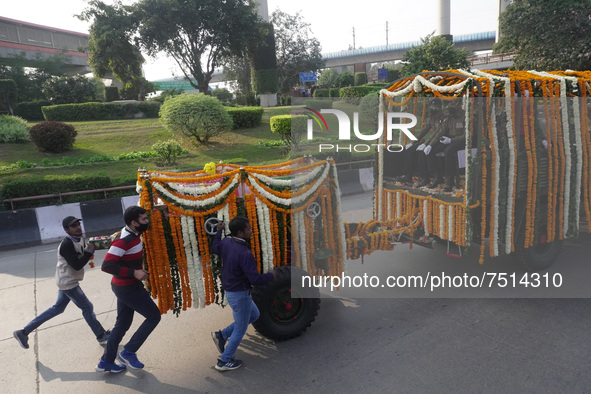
252 266 320 341
513 235 563 272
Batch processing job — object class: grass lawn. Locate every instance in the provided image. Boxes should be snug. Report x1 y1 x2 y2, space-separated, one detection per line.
0 101 379 187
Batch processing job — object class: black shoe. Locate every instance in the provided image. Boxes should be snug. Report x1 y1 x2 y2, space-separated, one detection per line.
443 179 455 192
429 176 443 188
417 178 430 187
14 330 29 349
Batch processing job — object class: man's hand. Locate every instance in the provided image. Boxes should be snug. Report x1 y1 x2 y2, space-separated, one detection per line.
416 143 426 152
134 269 150 281
424 145 432 155
217 221 224 231
86 242 96 253
440 136 452 145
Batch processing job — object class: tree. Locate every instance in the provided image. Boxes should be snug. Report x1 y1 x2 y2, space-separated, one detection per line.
318 69 338 87
271 10 325 94
495 0 591 70
135 0 265 95
222 56 253 95
77 1 145 85
400 33 470 76
159 94 233 144
0 53 69 102
42 75 99 104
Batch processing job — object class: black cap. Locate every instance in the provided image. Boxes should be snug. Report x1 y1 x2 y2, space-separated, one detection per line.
62 216 82 228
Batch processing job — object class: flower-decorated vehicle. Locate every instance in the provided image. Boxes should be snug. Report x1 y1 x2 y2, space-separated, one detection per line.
136 158 345 340
349 69 591 271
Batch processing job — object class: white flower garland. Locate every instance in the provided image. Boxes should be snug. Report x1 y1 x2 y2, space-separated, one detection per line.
396 192 401 219
255 197 273 271
250 163 325 188
296 210 308 271
152 174 239 208
167 181 222 196
181 215 205 308
439 205 444 237
247 163 330 206
448 205 454 242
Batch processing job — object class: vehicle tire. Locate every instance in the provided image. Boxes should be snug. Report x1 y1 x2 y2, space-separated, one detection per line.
252 266 320 341
513 232 562 272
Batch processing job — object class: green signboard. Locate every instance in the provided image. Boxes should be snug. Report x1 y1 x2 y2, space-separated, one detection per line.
152 80 198 90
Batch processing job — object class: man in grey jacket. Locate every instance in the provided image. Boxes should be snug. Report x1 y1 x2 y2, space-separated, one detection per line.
13 216 110 349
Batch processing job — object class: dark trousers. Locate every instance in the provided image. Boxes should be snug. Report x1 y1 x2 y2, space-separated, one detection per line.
419 140 464 179
403 144 428 178
103 285 161 363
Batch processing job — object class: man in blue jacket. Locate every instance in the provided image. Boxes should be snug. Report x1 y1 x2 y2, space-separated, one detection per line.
210 216 275 371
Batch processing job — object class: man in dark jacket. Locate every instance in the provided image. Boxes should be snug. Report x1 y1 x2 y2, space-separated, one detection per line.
210 216 275 371
13 216 110 350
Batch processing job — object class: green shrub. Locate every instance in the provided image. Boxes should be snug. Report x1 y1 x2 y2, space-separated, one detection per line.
42 74 99 104
0 115 29 143
152 139 184 165
339 86 383 105
304 99 333 112
212 88 233 103
29 121 77 153
270 115 307 149
329 88 341 98
279 94 292 106
159 93 233 144
354 72 368 86
105 86 119 102
312 89 330 97
359 91 380 129
227 106 264 129
41 102 161 121
14 101 51 121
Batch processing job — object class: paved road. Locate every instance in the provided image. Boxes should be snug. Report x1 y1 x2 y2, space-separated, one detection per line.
1 192 591 393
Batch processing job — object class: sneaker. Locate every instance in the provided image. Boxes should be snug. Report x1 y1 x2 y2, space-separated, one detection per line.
118 349 144 369
96 359 126 373
211 331 226 354
13 330 29 349
215 358 243 372
97 330 111 346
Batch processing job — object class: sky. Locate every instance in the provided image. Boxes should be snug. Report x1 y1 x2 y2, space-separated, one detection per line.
1 0 499 81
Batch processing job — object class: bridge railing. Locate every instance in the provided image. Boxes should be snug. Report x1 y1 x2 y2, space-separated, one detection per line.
468 51 517 66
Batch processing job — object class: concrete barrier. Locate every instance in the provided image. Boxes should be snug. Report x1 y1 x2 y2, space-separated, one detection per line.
0 209 42 249
337 168 366 196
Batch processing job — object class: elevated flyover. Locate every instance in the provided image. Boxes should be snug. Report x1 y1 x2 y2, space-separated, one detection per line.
0 16 90 74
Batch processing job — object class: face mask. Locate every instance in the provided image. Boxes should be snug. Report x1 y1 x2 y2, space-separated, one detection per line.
136 222 150 234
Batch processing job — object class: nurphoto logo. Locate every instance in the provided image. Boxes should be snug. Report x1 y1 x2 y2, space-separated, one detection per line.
304 108 418 153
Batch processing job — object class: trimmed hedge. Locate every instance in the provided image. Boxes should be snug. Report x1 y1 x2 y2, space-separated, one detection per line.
14 101 51 121
304 99 333 111
312 89 330 97
42 101 161 121
227 106 264 129
339 85 383 105
329 88 341 98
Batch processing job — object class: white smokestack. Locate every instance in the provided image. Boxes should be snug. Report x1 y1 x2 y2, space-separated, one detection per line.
437 0 451 36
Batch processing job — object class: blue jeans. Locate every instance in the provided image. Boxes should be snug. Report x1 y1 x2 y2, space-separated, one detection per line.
103 285 161 363
24 285 106 340
220 290 260 362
